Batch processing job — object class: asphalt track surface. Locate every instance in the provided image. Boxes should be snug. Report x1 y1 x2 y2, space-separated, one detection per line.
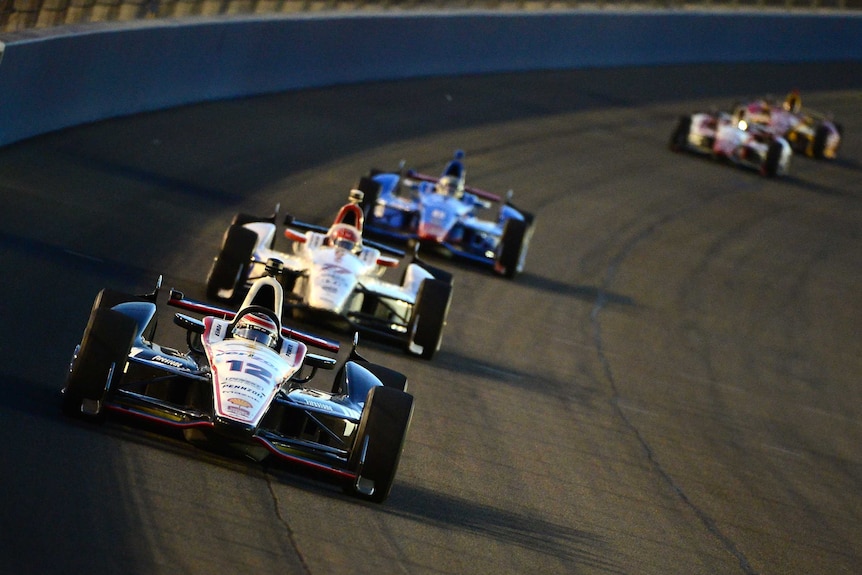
1 62 861 575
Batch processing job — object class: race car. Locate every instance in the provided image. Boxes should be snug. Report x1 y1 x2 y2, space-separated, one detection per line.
732 91 842 160
669 109 792 177
62 266 415 503
356 150 536 279
206 190 453 360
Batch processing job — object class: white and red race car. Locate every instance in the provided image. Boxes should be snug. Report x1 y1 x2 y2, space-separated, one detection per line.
206 190 453 360
670 109 792 177
732 91 842 160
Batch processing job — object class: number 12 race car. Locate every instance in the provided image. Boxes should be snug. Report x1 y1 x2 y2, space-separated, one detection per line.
206 190 453 360
62 268 415 503
357 150 536 279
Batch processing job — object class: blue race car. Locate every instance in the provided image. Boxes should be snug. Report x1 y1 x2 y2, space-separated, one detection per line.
358 150 536 279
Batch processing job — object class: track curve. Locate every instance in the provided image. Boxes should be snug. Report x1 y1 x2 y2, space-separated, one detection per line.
1 62 860 575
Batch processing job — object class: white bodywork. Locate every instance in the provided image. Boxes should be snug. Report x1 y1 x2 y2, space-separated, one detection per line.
686 112 792 176
240 222 432 319
203 275 307 427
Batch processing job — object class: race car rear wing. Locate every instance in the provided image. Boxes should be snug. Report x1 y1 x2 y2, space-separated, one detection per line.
167 289 340 353
405 170 502 204
283 216 406 259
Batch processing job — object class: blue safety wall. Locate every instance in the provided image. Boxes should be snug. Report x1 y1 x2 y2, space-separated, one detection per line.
1 11 861 146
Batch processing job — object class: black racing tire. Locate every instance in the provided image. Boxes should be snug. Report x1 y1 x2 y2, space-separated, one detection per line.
761 141 784 177
785 127 808 155
206 224 257 302
812 124 832 159
231 211 276 227
356 361 408 392
232 210 279 248
347 386 414 503
402 260 454 288
357 176 381 224
494 217 530 279
406 278 452 360
669 116 692 152
62 301 136 419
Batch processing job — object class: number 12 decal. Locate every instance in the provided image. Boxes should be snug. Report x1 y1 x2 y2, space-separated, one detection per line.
226 360 273 382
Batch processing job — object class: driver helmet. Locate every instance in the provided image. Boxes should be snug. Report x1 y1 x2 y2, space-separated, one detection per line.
435 175 463 198
233 312 279 349
327 223 361 252
783 90 802 114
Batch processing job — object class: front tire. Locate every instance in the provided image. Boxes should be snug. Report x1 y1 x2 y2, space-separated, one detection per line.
406 279 452 360
62 299 136 419
356 361 408 392
760 141 784 177
812 124 834 159
494 217 531 279
347 386 414 503
206 224 257 302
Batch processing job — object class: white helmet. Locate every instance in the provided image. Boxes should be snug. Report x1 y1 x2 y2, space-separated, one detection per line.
232 312 279 349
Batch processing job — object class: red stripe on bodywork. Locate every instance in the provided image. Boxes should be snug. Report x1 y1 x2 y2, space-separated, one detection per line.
168 293 339 353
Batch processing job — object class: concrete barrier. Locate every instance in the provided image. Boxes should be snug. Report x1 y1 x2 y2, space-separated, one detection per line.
1 11 861 146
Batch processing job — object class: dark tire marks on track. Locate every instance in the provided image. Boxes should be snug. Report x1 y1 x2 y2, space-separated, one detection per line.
1 62 861 575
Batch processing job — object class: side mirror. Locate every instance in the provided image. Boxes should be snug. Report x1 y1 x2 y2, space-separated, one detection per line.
284 228 307 243
305 353 337 370
174 313 204 334
376 254 400 268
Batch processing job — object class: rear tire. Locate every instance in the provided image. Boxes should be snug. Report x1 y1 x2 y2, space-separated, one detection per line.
406 279 452 360
206 224 257 302
357 176 381 225
62 301 136 419
669 116 692 152
348 386 414 503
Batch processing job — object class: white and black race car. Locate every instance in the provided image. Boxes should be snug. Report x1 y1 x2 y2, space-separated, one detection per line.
62 267 414 503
